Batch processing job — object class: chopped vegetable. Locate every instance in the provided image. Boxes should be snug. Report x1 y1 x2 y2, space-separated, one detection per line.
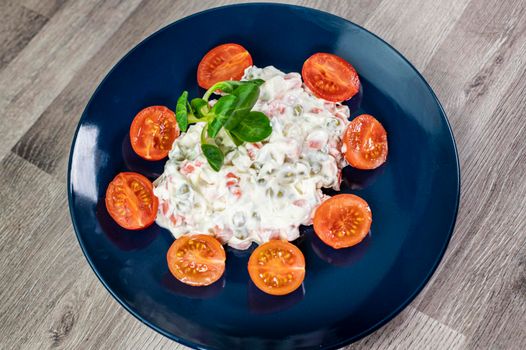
313 194 372 249
302 52 360 102
167 234 226 286
129 106 179 160
197 43 253 89
105 172 158 230
343 114 388 169
248 240 305 295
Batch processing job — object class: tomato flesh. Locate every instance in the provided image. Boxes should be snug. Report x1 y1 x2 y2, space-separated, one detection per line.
167 234 226 286
248 240 305 296
197 43 253 89
105 172 158 230
313 194 372 249
130 106 178 161
302 52 360 102
343 114 388 169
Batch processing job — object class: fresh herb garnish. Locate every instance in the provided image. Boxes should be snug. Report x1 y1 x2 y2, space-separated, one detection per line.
208 94 238 137
224 83 260 130
190 98 209 118
174 79 271 171
230 111 273 142
202 79 264 101
201 144 224 171
176 91 189 132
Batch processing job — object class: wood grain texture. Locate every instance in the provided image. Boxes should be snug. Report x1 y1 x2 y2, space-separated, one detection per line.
1 0 525 349
0 0 142 161
364 0 470 70
0 1 48 71
349 307 466 350
409 2 526 349
20 0 67 18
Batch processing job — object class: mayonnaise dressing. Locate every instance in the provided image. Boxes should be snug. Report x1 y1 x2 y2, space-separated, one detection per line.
153 66 350 249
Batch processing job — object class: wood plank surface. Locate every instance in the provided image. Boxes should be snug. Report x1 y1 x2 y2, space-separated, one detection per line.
0 1 48 71
20 0 67 18
1 0 525 349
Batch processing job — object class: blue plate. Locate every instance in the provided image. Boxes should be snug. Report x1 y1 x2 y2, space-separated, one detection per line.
68 3 460 349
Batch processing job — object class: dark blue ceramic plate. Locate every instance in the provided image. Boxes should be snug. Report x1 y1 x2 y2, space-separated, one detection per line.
68 3 460 349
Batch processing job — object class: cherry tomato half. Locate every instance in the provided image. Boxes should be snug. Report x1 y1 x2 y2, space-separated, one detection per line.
167 234 226 286
302 52 360 102
197 43 253 89
343 114 388 169
130 106 179 161
105 172 158 230
248 240 305 296
313 194 372 249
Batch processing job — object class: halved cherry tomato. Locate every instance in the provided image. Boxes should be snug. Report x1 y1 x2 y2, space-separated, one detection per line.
313 194 372 249
105 172 158 230
302 52 360 102
248 240 305 296
343 114 388 169
167 234 226 286
130 106 179 161
197 43 253 89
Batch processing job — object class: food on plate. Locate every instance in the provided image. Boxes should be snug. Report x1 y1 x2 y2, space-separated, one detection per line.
248 240 305 295
302 52 360 102
167 234 226 286
343 114 388 169
173 78 271 171
103 45 388 294
313 194 372 249
154 65 350 250
197 43 253 89
105 172 158 230
130 106 179 160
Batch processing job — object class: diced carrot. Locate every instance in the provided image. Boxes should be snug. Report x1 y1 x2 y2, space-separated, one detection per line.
308 140 322 149
293 199 307 207
181 163 195 175
231 188 242 198
162 201 170 215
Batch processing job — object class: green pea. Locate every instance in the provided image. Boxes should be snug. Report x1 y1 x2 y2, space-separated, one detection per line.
310 162 322 174
178 184 190 194
293 105 303 116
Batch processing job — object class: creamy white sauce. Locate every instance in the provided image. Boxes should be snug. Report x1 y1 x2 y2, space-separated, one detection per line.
153 66 349 249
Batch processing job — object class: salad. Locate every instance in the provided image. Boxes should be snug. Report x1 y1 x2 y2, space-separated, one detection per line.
104 43 388 296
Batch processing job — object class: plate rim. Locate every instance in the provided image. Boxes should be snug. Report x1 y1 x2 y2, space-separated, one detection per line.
67 2 461 349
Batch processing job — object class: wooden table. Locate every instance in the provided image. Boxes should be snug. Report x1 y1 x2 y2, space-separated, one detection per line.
1 0 525 349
